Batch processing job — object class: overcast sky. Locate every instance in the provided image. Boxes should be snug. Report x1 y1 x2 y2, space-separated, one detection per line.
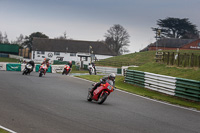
0 0 200 53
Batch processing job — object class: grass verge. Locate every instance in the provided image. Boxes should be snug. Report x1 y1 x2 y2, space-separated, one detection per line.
76 75 200 110
0 57 19 62
0 128 10 133
129 62 200 81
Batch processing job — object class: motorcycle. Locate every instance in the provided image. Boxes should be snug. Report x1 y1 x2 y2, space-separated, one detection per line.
88 65 96 75
62 65 71 75
87 80 114 104
22 64 33 75
39 64 48 77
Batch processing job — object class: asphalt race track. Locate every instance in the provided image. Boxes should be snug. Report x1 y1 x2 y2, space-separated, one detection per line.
0 71 199 133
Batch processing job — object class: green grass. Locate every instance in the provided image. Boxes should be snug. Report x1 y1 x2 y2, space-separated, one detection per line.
0 128 10 133
129 62 200 81
95 50 200 67
0 57 19 62
76 75 200 110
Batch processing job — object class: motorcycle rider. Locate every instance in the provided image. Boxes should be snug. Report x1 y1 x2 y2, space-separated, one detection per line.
88 62 96 74
90 73 116 95
91 62 96 73
26 60 35 73
68 61 72 72
40 58 50 75
41 58 50 68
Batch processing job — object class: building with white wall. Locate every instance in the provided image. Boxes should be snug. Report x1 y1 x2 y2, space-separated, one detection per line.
32 38 117 65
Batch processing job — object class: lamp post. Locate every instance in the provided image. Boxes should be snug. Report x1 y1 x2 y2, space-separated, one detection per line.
155 28 161 52
89 46 92 63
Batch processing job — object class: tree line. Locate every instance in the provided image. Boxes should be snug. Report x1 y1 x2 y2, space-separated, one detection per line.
1 17 199 55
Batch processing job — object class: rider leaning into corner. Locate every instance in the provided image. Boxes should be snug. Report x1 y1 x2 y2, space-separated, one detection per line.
40 58 50 74
68 61 73 72
26 60 35 72
41 58 50 68
90 73 116 95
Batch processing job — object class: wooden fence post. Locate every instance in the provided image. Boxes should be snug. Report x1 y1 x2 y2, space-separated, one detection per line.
199 56 200 68
167 52 170 65
184 53 187 67
177 53 180 67
171 52 174 65
191 53 194 67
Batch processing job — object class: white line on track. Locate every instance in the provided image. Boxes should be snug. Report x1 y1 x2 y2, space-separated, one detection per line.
73 76 200 113
0 125 17 133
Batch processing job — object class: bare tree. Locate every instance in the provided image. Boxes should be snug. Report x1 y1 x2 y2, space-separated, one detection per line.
3 32 9 44
104 24 130 55
11 34 24 47
54 31 73 40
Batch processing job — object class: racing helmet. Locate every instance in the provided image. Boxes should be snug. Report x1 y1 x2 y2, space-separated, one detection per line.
109 73 116 81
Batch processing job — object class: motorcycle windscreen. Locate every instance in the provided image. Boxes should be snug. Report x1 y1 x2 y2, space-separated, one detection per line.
107 80 114 86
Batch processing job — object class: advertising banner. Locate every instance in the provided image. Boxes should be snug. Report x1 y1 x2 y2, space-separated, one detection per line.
51 65 65 73
6 64 21 71
35 64 52 73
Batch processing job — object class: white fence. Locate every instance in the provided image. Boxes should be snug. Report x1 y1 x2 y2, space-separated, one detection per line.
144 72 176 95
96 66 118 74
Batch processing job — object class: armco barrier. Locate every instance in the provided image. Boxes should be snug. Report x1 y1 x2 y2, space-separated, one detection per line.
125 70 145 87
125 70 200 101
175 78 200 101
144 72 176 95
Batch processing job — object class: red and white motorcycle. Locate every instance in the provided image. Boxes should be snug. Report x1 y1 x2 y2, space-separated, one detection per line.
39 64 48 77
87 80 114 104
62 65 71 75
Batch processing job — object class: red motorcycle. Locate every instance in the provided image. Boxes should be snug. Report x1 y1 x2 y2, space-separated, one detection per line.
39 64 48 77
62 65 71 75
87 81 114 104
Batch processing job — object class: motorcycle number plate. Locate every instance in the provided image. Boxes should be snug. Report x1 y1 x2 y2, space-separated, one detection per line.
107 85 112 90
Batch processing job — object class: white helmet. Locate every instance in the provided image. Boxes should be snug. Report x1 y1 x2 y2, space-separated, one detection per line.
109 73 116 80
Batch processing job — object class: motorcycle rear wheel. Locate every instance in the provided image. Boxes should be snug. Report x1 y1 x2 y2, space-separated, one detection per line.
87 88 92 102
98 92 108 104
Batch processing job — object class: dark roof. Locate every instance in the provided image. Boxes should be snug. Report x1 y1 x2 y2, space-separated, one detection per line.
32 38 117 56
150 38 196 48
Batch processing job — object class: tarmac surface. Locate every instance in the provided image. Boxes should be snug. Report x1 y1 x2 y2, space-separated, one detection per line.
0 71 199 133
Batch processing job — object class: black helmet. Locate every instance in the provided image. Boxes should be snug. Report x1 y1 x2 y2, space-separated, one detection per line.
109 73 116 81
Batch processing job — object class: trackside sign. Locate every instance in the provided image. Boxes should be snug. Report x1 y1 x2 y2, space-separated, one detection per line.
6 64 21 71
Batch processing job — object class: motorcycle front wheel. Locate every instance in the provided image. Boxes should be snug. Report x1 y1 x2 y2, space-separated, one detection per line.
87 89 92 101
98 92 108 104
39 69 43 77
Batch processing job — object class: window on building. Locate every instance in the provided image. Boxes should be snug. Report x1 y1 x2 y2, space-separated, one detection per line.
37 51 45 54
82 57 88 61
54 52 60 55
70 53 76 56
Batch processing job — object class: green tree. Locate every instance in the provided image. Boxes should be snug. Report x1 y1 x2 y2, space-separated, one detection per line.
23 32 49 51
153 17 199 39
104 24 130 55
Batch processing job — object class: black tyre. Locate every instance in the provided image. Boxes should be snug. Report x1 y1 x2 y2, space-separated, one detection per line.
87 89 92 101
62 69 66 75
39 69 43 77
22 69 27 75
98 92 108 104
